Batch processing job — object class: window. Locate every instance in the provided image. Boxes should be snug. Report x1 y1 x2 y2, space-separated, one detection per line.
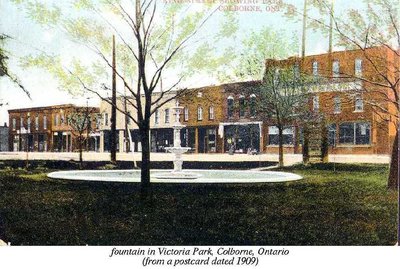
155 110 160 124
239 95 245 118
197 91 203 98
312 61 319 77
250 94 256 117
20 117 24 129
164 108 170 123
43 116 47 130
27 117 31 132
268 126 294 145
355 59 362 77
197 106 203 121
96 115 101 128
313 95 320 112
184 107 189 121
35 116 39 130
126 112 131 124
54 114 59 126
354 95 363 112
339 122 370 145
333 60 340 77
209 106 214 120
334 96 341 113
12 118 16 131
227 96 234 118
328 123 337 146
104 113 108 126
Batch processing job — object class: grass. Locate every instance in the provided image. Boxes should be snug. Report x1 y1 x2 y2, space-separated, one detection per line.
0 163 397 245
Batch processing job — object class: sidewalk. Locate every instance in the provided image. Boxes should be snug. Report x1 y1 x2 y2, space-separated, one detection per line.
0 152 391 165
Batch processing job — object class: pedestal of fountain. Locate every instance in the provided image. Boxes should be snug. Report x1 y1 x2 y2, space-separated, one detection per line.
154 103 200 179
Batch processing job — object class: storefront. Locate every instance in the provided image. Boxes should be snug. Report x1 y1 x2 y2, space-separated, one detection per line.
219 122 262 153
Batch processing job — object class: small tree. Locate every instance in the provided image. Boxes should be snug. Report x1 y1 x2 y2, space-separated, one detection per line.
67 107 98 168
259 61 311 167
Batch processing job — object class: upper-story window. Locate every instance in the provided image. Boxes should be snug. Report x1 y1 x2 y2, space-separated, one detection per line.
250 94 256 117
43 116 47 130
126 111 131 125
227 96 234 119
312 61 319 77
333 60 340 77
104 112 109 126
35 116 39 130
313 95 320 112
54 114 59 126
239 95 245 118
164 108 170 123
354 95 364 112
12 118 16 131
355 59 362 77
197 91 203 98
20 117 24 129
184 107 189 121
155 110 160 124
27 117 31 132
209 106 214 120
96 115 101 129
197 106 203 121
334 96 341 113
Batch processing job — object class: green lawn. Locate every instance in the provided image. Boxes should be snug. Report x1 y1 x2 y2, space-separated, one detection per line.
0 163 397 245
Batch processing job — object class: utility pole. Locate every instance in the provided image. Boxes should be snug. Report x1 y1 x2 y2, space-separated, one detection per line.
301 0 310 165
110 35 117 164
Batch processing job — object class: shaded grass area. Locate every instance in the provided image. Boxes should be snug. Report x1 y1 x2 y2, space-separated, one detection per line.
0 163 397 245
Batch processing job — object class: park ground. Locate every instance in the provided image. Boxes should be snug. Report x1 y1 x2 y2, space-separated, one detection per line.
0 161 397 245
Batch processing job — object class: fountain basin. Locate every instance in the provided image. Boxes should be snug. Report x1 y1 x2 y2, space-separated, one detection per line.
47 169 302 183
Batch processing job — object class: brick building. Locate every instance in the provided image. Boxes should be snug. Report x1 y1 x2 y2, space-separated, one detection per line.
262 46 399 155
8 104 100 152
98 46 398 156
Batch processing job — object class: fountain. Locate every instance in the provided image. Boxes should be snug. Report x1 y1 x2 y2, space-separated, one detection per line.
153 101 200 179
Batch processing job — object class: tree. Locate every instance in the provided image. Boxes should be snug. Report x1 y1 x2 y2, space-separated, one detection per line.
259 60 311 167
0 34 30 98
67 106 98 169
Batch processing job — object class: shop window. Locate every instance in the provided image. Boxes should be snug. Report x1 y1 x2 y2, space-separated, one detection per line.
339 122 370 145
268 126 294 145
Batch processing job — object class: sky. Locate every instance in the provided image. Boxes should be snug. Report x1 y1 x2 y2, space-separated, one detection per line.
0 0 364 125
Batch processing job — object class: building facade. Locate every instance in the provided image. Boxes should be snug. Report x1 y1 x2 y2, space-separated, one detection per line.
98 46 398 156
8 104 100 152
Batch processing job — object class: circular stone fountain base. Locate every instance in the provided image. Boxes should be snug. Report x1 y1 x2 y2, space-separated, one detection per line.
47 169 302 183
153 171 201 180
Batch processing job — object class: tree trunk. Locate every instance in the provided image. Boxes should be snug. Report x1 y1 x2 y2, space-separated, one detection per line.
278 127 284 167
321 120 329 163
388 132 398 189
79 138 83 169
140 125 152 203
302 125 310 165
